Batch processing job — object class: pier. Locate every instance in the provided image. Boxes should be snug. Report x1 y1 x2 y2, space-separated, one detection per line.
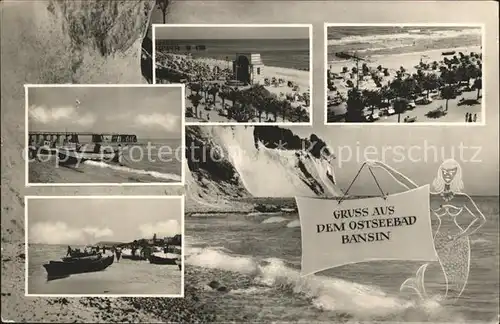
28 131 138 146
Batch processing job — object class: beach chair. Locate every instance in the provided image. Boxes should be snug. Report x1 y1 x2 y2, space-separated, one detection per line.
404 116 417 123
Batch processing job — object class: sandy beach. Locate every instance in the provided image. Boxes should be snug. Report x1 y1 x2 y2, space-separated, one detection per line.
327 46 481 91
28 250 182 295
1 243 217 323
327 45 483 123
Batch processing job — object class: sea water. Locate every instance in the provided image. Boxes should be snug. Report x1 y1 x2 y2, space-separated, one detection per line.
327 26 482 62
185 196 499 322
156 38 310 71
30 138 182 184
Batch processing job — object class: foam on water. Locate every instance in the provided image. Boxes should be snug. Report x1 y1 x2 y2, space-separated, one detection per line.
286 219 301 228
328 28 482 46
184 244 472 322
186 248 259 275
261 216 289 224
83 160 181 182
247 212 283 217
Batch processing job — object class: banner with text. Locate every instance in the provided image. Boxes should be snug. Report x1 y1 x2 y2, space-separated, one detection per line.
296 185 438 276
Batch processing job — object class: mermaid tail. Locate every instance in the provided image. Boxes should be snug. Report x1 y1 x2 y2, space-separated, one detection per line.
401 234 471 302
400 263 429 300
434 234 470 301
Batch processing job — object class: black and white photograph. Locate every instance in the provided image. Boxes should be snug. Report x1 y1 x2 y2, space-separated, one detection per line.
325 24 484 124
154 24 312 124
25 196 184 297
1 1 499 324
26 85 185 186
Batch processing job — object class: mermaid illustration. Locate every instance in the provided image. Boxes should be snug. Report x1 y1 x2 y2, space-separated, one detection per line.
365 159 486 302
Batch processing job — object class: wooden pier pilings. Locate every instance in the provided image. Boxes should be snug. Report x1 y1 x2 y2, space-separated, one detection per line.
28 132 138 146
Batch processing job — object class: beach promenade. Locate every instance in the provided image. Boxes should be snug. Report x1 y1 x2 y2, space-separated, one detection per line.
156 53 311 123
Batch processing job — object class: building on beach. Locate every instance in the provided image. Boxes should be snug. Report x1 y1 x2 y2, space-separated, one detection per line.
233 53 265 85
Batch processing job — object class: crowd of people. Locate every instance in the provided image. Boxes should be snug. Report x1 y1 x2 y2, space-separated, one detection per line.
156 52 310 123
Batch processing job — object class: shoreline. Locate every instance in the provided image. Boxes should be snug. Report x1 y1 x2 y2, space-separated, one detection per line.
327 45 481 72
28 158 183 184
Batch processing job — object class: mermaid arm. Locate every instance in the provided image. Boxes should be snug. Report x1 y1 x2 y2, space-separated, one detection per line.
455 194 487 239
364 160 419 190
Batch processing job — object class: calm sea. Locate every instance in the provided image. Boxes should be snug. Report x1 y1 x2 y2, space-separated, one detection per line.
156 38 310 71
327 27 482 62
185 196 499 323
27 244 181 295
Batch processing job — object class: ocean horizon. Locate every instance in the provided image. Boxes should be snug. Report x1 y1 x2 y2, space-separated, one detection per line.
156 38 310 71
327 26 482 62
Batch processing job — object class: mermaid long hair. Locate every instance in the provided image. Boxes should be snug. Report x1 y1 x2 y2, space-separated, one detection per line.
432 159 464 193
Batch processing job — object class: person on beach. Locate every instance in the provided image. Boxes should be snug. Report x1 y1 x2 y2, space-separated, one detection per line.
66 246 72 256
465 112 469 122
473 114 477 122
366 159 486 302
116 144 123 165
468 114 473 123
115 247 122 262
29 139 38 161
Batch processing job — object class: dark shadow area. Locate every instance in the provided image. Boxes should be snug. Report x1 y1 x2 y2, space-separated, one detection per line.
185 126 239 185
234 55 250 84
253 126 333 159
141 36 153 84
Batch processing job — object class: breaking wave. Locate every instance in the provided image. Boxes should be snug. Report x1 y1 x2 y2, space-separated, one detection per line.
83 160 181 182
286 219 301 228
261 216 289 224
328 28 482 46
185 246 468 321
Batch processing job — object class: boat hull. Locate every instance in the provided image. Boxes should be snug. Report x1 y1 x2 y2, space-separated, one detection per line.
61 254 102 262
148 254 178 265
43 255 114 280
122 254 147 261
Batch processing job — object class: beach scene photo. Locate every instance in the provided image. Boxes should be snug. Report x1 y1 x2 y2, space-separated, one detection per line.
26 196 183 296
325 25 483 123
154 25 311 124
26 85 184 185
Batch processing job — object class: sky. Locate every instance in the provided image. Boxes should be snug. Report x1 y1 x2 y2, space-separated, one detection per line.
155 26 309 40
150 0 498 197
27 198 183 245
287 124 499 196
27 86 183 139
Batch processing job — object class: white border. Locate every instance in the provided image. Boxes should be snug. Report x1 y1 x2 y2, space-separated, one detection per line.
24 195 185 298
152 23 313 126
323 23 486 126
24 84 186 187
